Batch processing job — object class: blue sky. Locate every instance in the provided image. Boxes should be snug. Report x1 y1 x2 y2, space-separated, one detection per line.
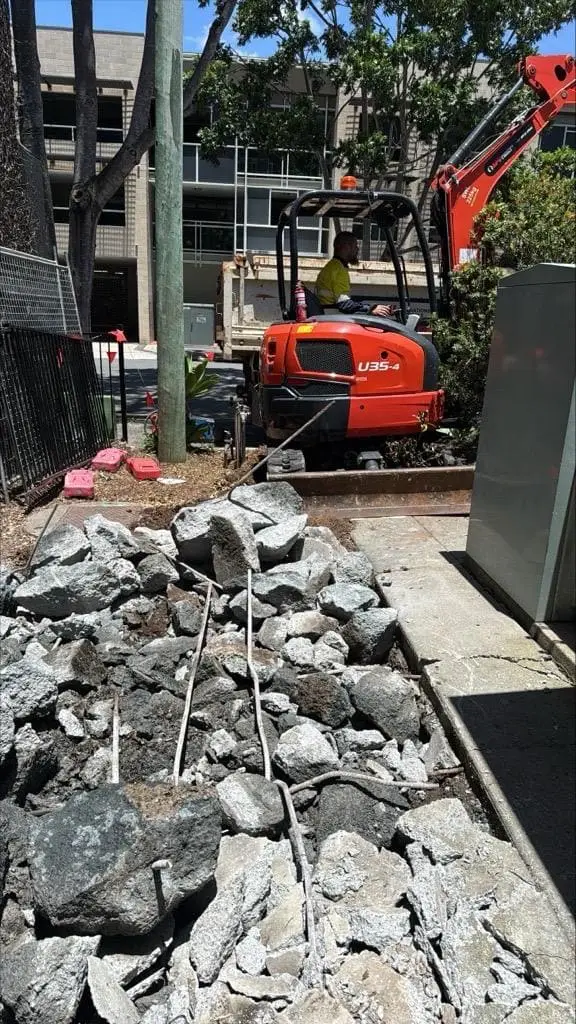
35 0 575 58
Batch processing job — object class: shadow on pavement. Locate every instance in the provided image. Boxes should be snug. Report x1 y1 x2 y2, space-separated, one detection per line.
452 686 576 917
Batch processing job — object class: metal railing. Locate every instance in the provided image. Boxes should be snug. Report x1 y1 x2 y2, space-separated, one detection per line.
0 247 81 336
0 326 108 501
44 123 123 163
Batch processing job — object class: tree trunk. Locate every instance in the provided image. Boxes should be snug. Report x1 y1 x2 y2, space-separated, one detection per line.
68 191 99 333
155 0 186 463
68 0 98 332
9 0 56 256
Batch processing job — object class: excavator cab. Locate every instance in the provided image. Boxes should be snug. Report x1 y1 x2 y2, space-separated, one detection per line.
258 185 444 469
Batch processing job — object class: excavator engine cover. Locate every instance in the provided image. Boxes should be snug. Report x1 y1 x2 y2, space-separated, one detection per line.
259 316 444 444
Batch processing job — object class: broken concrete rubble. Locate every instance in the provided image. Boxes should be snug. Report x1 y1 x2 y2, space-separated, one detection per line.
0 483 570 1024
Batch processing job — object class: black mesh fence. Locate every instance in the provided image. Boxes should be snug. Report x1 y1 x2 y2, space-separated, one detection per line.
0 326 108 501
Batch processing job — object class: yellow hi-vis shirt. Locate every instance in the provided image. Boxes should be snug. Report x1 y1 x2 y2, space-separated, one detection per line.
315 257 350 308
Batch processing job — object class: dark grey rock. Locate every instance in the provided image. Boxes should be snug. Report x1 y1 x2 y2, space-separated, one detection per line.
0 660 57 722
169 600 201 638
49 612 106 642
255 515 307 563
210 510 260 586
351 668 420 743
332 551 375 588
294 673 353 729
257 616 289 652
423 727 460 773
0 934 100 1024
286 610 339 641
316 781 409 849
14 563 122 618
268 556 332 598
192 675 238 708
87 956 141 1023
42 639 106 691
229 590 277 625
188 874 244 983
217 772 285 836
30 524 91 571
0 565 21 616
0 637 23 670
272 723 339 783
29 783 221 935
109 557 141 598
317 583 379 622
11 724 58 802
138 635 196 661
342 608 398 664
137 554 179 594
281 636 315 669
133 526 178 560
252 573 310 612
84 514 142 562
171 499 269 565
0 703 15 766
229 481 304 525
267 665 300 697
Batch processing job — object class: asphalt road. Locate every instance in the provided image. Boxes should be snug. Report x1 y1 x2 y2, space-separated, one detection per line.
97 357 264 443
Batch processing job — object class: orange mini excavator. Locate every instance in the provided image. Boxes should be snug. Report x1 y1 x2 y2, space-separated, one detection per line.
255 54 575 474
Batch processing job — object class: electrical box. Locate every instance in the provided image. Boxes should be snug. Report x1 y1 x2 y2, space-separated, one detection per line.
183 304 215 351
466 263 575 625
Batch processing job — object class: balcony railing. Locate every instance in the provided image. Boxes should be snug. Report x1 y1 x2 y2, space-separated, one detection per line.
44 123 123 163
149 142 324 188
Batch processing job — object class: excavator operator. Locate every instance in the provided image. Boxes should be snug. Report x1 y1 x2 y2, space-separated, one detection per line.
316 231 393 317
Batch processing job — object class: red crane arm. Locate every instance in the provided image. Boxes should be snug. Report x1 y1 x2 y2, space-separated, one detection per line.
431 54 575 296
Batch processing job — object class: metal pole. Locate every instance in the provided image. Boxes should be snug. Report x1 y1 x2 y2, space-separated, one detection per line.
117 340 128 442
53 247 66 333
155 0 186 462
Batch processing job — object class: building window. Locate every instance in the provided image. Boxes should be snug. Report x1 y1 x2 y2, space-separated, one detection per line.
42 93 123 143
50 180 126 226
540 118 576 153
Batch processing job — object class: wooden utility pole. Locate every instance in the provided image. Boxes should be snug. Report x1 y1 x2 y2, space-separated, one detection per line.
155 0 186 462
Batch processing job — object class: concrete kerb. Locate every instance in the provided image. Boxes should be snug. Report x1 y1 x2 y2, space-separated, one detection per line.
374 571 576 952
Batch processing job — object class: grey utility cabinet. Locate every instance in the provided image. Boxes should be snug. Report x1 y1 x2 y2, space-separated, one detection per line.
183 303 215 351
466 263 575 626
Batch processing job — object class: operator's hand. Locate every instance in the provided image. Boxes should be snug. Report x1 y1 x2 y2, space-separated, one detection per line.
371 304 393 317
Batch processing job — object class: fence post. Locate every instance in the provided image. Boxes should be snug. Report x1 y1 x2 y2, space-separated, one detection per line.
53 248 66 334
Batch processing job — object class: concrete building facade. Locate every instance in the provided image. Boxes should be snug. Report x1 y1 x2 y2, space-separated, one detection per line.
32 26 575 344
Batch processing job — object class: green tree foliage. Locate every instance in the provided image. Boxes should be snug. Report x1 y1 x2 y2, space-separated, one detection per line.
434 147 576 441
192 0 575 209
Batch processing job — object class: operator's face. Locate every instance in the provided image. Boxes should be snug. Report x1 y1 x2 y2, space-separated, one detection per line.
339 238 359 265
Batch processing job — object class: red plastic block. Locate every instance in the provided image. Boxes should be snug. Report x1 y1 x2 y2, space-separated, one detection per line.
64 469 94 499
91 447 125 473
126 456 161 481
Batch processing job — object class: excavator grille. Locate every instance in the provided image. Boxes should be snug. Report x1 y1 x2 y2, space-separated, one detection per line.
295 340 354 377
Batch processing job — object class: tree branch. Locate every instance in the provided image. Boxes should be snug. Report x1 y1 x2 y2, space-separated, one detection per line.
9 0 56 253
183 0 238 117
71 0 98 192
95 0 155 207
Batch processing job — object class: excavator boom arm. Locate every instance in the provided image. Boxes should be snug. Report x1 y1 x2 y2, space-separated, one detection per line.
431 54 575 305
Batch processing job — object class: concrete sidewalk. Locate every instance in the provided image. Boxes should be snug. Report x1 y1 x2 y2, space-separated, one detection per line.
353 515 575 951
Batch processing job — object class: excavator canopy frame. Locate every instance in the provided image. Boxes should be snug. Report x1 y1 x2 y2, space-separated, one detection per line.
274 189 437 323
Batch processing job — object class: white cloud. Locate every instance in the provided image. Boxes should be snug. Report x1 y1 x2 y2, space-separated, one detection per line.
184 24 210 51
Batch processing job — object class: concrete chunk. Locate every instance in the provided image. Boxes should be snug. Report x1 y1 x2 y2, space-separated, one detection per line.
272 723 339 783
350 667 420 743
210 510 260 585
256 515 307 563
317 583 379 621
